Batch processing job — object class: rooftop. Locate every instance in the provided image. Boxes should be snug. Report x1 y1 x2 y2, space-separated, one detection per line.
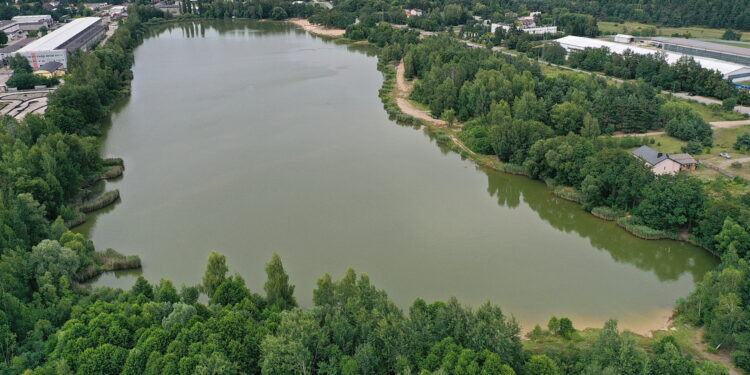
668 153 698 165
652 37 750 58
633 146 668 166
18 17 100 52
12 15 53 22
556 35 750 77
37 61 62 72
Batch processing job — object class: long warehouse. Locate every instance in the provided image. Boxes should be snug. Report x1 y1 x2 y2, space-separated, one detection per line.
556 35 750 82
16 17 105 69
652 37 750 67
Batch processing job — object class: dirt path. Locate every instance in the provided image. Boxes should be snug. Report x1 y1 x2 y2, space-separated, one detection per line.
287 18 345 37
689 328 743 375
711 119 750 128
395 61 448 126
612 119 750 138
394 61 477 157
719 156 750 168
613 131 666 138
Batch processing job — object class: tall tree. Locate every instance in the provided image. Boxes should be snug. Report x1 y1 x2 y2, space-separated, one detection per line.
264 253 297 310
202 251 228 298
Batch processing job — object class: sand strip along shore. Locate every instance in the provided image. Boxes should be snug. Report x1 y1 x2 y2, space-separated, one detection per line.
288 18 345 37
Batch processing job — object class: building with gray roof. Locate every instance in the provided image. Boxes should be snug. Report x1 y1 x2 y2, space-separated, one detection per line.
652 37 750 68
632 145 668 166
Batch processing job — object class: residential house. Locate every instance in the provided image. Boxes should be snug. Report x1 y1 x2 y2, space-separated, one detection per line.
632 146 697 175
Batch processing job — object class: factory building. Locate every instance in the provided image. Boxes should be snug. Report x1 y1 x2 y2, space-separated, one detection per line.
556 35 750 82
652 37 750 67
11 15 54 31
614 34 635 44
16 17 105 69
491 23 557 35
0 20 22 39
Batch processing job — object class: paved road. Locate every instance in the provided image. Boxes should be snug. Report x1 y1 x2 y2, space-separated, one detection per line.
0 89 54 119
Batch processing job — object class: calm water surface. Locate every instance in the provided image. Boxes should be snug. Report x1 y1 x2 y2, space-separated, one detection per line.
80 21 718 332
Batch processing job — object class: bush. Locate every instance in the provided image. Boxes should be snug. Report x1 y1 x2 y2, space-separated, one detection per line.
723 97 738 111
665 113 713 146
682 140 703 155
6 72 59 89
735 133 750 151
731 162 743 169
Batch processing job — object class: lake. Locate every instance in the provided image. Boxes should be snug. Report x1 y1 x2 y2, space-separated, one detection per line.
79 20 718 333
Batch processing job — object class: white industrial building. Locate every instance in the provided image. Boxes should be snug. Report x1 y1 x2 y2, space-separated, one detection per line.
0 20 22 39
613 34 634 43
556 35 750 82
11 15 53 31
16 17 105 69
491 23 557 35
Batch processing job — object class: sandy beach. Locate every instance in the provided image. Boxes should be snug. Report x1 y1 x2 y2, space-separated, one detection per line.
288 18 345 37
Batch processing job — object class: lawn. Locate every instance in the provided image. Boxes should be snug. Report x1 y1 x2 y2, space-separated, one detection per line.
599 21 750 41
623 125 750 180
676 99 748 122
713 124 750 151
695 124 750 180
649 134 687 154
541 63 573 77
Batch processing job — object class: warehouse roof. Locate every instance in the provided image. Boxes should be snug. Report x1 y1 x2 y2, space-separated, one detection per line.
18 17 100 52
556 35 749 77
12 15 53 22
652 37 750 58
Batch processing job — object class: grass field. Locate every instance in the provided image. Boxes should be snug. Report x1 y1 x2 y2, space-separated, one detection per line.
696 125 750 180
679 99 748 122
649 134 687 154
599 21 750 41
713 124 750 150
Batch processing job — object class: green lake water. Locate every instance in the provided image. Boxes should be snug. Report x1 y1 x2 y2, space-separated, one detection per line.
79 21 718 332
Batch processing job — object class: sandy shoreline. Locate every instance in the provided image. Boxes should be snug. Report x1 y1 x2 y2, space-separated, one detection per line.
288 18 345 37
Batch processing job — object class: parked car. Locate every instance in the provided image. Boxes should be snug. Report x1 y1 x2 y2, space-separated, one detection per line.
720 153 732 159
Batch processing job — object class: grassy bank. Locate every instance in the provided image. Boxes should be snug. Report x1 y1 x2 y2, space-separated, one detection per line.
79 248 142 281
78 189 121 213
599 21 750 41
